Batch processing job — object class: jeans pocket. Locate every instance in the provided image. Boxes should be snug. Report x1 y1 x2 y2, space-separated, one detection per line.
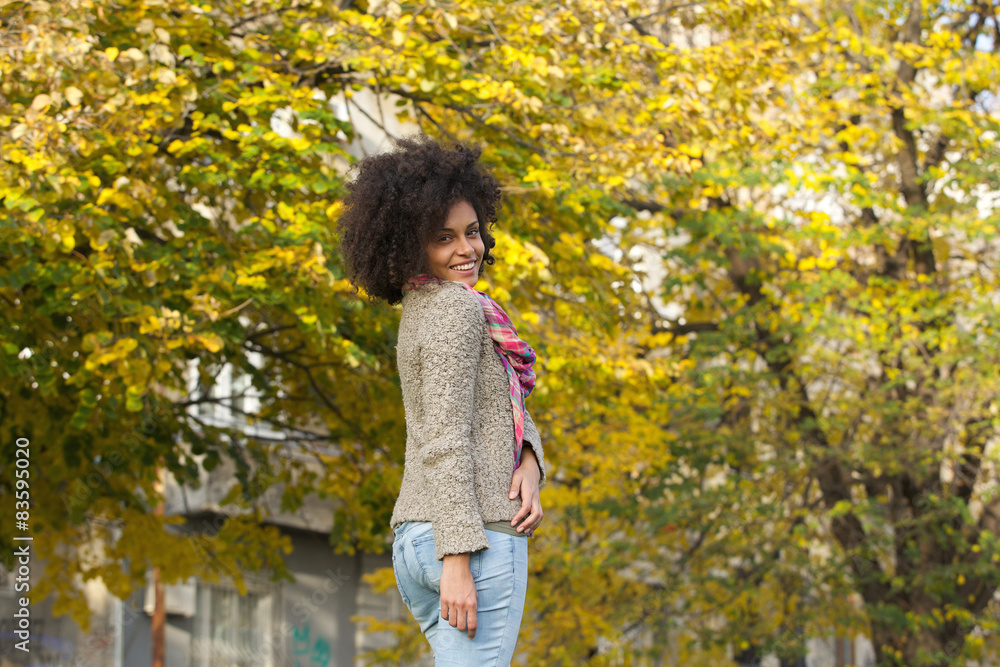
410 532 436 587
412 531 483 585
470 549 483 580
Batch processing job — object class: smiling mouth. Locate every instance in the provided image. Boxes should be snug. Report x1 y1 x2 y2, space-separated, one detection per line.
451 262 476 271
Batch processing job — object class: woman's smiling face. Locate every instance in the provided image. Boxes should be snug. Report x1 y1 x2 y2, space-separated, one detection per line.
425 200 485 287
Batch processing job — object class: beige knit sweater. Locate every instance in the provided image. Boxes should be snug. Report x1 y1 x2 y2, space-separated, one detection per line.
388 280 548 561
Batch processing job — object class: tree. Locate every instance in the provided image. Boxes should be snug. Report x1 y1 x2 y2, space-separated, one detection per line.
337 1 1000 664
610 2 1000 664
0 0 390 623
3 0 1000 665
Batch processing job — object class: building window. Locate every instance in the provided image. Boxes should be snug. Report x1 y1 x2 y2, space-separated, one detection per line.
190 581 279 667
187 351 263 425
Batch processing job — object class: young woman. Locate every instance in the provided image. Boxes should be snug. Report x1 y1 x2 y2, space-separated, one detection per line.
337 136 547 665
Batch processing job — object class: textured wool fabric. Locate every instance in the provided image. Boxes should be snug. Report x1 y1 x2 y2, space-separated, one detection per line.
403 274 536 475
389 280 547 561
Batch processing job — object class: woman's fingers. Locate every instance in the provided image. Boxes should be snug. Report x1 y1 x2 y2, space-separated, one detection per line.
510 468 545 534
513 488 543 533
526 496 543 532
440 556 478 639
510 485 533 529
511 503 531 529
462 606 478 639
442 598 478 638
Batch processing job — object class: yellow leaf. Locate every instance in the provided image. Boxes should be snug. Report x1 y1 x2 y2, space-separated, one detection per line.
139 316 163 335
65 86 83 106
193 334 224 353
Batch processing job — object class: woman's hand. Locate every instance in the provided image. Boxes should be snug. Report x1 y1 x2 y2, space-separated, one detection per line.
509 447 544 536
440 553 478 639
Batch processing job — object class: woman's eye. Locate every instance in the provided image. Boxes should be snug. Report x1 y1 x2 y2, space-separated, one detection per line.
468 228 479 236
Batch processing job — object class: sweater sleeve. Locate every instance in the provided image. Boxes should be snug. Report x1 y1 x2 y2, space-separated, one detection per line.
521 406 547 488
417 287 491 561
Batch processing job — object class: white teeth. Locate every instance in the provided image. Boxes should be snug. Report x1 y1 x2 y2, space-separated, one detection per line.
451 262 475 271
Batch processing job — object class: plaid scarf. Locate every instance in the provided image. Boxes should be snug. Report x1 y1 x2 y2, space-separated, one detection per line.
404 274 537 473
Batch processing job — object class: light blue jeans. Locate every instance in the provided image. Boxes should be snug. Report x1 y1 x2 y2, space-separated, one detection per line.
392 521 528 666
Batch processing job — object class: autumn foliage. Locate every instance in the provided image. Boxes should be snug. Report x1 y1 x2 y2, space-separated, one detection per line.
2 0 1000 665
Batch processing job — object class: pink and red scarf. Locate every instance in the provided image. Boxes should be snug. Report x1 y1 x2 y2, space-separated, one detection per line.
404 274 536 473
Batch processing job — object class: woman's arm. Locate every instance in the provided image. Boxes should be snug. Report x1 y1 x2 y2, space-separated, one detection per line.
521 407 547 487
508 431 544 535
416 286 489 640
417 286 491 561
507 405 546 535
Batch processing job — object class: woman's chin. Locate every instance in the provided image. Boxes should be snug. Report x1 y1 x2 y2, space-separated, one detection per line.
447 268 479 286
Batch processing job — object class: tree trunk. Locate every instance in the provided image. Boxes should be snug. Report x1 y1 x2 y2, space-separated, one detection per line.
152 466 165 667
152 565 165 667
871 615 965 666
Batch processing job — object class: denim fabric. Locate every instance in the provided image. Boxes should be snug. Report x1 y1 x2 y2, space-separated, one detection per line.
392 521 528 666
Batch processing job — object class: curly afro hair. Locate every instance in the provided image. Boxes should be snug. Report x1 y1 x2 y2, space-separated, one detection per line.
336 135 502 305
